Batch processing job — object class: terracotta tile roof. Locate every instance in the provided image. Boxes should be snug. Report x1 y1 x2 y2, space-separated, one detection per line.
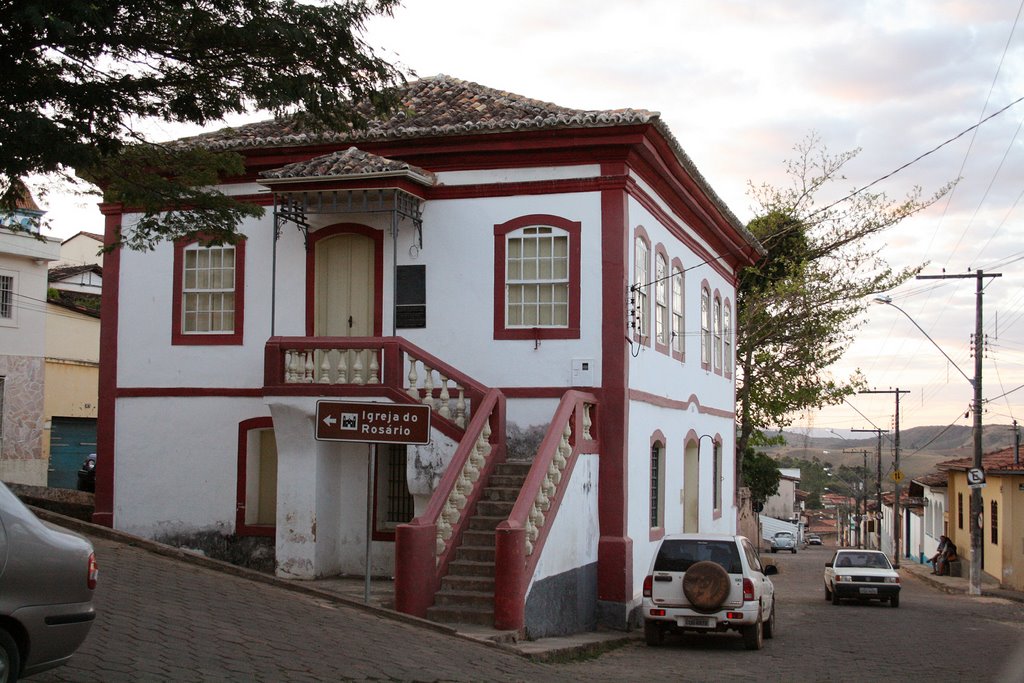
937 447 1024 474
49 264 102 281
913 471 948 487
172 74 755 244
177 74 659 152
260 146 435 185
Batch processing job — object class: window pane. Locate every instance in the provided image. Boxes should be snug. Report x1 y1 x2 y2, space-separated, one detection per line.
504 227 571 329
182 245 236 334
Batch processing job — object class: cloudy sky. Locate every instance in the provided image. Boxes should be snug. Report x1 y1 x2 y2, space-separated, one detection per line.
38 1 1024 435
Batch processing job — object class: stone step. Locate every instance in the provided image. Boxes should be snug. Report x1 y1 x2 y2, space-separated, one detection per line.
455 545 496 563
433 589 493 609
460 529 495 547
494 461 532 477
446 559 495 578
487 474 530 488
426 604 494 626
441 574 495 593
480 486 520 502
468 515 505 531
475 499 514 517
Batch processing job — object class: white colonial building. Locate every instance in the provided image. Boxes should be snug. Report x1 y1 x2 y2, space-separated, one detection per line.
94 75 762 636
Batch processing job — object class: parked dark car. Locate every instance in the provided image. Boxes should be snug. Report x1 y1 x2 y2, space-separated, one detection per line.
77 453 96 493
0 481 98 680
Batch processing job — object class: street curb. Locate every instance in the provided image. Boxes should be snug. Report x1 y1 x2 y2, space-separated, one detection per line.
901 564 1024 603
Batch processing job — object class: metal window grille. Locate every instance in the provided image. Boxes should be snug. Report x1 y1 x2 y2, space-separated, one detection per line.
991 500 998 545
386 445 414 524
713 442 721 510
650 443 661 528
0 275 12 319
958 493 963 529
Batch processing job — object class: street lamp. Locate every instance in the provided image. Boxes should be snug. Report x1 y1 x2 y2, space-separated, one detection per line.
873 296 972 385
873 292 983 593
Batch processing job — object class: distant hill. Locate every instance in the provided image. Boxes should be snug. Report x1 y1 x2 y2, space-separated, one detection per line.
761 424 1020 484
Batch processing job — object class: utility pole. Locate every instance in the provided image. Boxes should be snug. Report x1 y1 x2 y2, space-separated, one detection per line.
859 389 909 567
918 269 1001 595
852 428 888 550
842 448 871 548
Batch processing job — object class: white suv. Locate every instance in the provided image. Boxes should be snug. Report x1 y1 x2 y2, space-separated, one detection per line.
641 533 777 650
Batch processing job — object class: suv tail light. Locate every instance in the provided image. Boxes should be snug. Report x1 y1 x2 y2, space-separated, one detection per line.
643 575 653 598
742 578 755 602
88 552 99 590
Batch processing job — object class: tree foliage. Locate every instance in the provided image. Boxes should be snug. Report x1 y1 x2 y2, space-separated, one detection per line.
736 134 953 471
0 0 406 247
741 448 781 505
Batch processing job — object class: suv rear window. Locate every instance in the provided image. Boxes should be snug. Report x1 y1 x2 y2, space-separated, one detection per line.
653 539 743 574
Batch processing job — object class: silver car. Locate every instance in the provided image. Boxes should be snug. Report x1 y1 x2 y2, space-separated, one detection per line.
0 482 98 681
770 531 797 553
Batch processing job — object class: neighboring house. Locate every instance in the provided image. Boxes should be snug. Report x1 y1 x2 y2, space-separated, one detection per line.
44 250 102 488
0 194 62 485
94 75 763 635
938 448 1024 591
51 231 104 269
763 467 800 521
910 472 948 566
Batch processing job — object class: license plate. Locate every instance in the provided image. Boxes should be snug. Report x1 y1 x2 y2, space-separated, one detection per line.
859 587 878 595
681 616 714 628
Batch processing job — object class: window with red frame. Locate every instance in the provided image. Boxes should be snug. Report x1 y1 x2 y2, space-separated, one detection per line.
493 215 580 340
173 238 245 345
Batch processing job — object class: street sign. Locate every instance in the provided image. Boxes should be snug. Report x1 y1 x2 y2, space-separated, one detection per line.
315 401 432 444
891 469 904 483
967 467 986 489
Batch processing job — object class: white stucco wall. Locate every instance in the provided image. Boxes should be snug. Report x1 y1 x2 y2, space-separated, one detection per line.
113 395 270 537
527 453 599 588
627 400 737 599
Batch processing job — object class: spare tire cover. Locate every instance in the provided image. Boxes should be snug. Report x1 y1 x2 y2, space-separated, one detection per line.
683 560 731 611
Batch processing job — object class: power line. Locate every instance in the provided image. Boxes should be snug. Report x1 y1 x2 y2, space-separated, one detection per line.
808 94 1024 219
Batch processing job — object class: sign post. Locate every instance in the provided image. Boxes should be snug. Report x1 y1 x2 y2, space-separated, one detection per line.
315 401 432 603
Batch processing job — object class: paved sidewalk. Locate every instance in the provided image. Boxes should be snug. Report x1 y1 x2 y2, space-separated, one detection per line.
899 557 1024 603
30 506 637 662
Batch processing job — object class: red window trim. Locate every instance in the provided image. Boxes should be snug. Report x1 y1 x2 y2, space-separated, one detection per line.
172 237 246 346
653 244 670 355
493 214 581 340
632 226 652 347
700 279 712 371
713 288 723 377
723 296 733 379
670 257 685 362
235 416 275 537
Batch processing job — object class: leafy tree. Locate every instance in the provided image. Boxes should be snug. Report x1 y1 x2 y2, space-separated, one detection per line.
735 134 953 478
741 448 781 506
0 0 406 248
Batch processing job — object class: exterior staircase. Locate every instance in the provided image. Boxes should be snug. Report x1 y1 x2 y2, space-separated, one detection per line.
426 460 532 626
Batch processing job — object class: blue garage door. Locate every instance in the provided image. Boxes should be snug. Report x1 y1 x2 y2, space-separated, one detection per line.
48 417 97 489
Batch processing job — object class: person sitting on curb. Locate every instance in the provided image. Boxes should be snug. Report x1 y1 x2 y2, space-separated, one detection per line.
934 538 958 576
929 535 950 573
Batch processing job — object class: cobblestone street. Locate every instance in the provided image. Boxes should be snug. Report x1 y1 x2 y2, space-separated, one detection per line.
32 531 1024 682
